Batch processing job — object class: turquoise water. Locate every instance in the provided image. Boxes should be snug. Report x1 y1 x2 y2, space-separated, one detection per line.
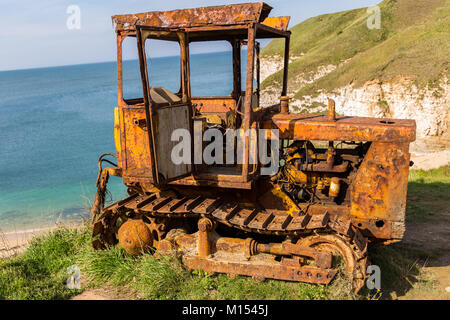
0 51 235 232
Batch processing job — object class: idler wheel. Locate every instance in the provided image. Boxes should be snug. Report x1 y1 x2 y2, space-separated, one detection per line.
296 233 368 292
117 219 154 255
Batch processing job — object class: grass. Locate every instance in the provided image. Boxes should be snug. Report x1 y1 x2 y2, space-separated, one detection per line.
1 166 448 300
368 245 433 299
261 0 449 97
406 166 450 222
0 228 87 299
0 227 355 300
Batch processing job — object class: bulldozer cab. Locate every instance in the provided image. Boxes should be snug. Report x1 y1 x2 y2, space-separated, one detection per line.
114 3 291 188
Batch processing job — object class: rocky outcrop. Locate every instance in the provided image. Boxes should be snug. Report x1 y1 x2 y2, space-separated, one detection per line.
260 54 303 82
261 56 450 152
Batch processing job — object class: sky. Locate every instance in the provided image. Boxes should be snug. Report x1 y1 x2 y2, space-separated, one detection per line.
0 0 380 71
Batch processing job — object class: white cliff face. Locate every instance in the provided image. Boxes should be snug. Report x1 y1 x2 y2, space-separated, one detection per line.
260 58 340 107
260 54 284 83
260 54 304 83
261 56 450 152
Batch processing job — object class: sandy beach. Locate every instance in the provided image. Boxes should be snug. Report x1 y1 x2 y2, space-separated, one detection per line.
0 221 84 259
0 227 56 259
410 150 450 171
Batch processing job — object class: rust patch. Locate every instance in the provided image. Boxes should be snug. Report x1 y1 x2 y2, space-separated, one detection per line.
112 3 272 30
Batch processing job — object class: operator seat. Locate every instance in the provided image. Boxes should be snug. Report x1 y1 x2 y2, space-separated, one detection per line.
149 87 181 104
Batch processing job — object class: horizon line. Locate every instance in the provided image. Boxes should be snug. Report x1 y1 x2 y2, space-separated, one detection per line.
0 49 237 73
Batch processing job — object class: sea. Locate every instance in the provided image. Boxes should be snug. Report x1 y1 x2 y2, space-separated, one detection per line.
0 51 239 232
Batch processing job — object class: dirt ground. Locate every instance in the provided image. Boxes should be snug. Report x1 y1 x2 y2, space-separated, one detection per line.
410 150 450 171
70 285 139 300
395 214 450 300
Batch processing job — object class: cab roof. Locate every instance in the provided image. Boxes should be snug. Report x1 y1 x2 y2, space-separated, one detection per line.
112 2 290 40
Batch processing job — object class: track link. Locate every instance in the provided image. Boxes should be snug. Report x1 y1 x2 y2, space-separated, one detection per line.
93 192 368 253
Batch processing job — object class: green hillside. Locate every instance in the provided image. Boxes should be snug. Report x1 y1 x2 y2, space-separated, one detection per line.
261 0 449 98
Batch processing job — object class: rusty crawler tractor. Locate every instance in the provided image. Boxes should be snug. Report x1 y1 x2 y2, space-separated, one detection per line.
91 3 416 292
